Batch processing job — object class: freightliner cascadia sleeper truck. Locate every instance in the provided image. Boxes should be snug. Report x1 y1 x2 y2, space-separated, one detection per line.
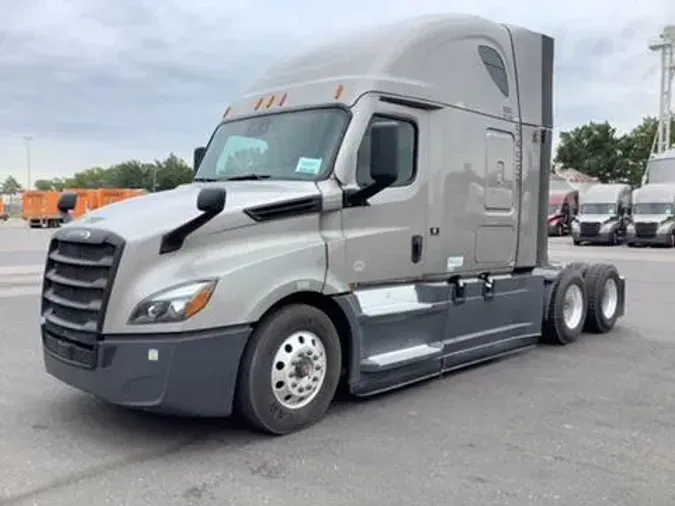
571 183 632 245
626 183 675 247
44 14 626 435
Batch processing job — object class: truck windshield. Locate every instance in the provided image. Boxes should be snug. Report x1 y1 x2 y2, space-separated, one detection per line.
646 158 675 183
580 204 616 215
634 203 674 215
195 108 349 182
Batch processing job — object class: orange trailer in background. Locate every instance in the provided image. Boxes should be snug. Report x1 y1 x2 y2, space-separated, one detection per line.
22 188 149 229
22 190 63 228
96 188 147 209
0 201 7 221
66 188 100 220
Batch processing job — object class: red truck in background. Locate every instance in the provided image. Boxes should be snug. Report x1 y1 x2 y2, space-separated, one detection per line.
547 188 579 236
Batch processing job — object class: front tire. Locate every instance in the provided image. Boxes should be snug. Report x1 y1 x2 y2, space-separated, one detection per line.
236 304 342 435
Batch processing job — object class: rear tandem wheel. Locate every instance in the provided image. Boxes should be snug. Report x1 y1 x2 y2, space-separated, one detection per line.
541 263 622 345
540 268 587 345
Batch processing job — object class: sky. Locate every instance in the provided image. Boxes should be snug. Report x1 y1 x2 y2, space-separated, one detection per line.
1 0 674 187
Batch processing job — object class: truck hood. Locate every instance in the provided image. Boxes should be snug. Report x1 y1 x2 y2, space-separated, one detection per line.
70 180 321 241
576 214 614 223
632 214 672 224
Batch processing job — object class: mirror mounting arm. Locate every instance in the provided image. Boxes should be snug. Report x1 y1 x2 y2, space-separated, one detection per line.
343 175 397 208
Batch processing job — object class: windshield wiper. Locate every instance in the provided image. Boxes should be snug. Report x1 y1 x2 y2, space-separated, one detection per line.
194 177 218 182
224 173 272 181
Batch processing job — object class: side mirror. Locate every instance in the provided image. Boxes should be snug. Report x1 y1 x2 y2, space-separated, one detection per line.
58 192 77 213
197 187 226 215
369 124 399 184
344 123 399 207
160 186 227 255
193 147 206 173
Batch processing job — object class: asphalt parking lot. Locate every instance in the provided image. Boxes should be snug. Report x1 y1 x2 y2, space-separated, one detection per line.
1 221 674 506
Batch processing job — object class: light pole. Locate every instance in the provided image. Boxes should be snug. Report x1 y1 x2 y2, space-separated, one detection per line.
23 135 33 190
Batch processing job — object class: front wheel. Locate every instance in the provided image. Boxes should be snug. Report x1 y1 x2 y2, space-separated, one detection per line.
236 304 342 435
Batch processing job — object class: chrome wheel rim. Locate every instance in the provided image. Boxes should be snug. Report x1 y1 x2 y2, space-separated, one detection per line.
271 331 327 410
563 284 584 330
601 277 618 320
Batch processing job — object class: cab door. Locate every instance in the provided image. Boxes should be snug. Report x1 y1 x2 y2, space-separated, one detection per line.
340 101 430 285
474 123 520 268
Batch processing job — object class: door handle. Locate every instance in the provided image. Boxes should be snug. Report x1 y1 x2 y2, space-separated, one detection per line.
411 235 423 263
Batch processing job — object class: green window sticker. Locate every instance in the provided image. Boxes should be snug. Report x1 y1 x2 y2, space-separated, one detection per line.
295 157 323 175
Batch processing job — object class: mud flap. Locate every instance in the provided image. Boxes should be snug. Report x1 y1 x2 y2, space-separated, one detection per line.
616 276 626 318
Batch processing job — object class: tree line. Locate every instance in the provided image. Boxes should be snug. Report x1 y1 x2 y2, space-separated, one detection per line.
1 116 674 196
554 116 675 187
0 153 193 195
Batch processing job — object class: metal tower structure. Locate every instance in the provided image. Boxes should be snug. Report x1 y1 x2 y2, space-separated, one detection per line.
649 25 675 156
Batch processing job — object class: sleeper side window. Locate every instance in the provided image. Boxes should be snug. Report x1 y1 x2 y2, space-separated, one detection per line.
478 45 509 97
356 115 417 188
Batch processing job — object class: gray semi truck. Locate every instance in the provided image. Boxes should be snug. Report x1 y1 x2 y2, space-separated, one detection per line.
42 14 626 435
571 183 632 245
626 183 675 247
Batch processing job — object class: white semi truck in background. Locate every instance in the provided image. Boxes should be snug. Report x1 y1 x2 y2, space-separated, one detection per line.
45 14 626 435
627 183 675 247
571 183 632 245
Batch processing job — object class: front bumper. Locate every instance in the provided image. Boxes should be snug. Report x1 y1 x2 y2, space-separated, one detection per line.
43 324 252 417
571 230 615 244
626 233 671 246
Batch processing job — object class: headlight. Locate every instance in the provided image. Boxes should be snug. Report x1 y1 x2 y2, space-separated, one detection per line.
571 221 579 231
128 280 218 324
658 222 673 233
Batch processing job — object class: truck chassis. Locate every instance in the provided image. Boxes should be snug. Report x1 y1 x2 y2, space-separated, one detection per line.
42 232 624 435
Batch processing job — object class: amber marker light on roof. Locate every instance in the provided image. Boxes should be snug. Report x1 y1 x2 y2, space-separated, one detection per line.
265 95 276 108
279 92 288 106
222 106 231 118
254 97 264 111
334 84 344 100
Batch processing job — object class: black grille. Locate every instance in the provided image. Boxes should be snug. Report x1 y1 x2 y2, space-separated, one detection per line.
635 222 658 238
41 230 124 368
579 222 600 237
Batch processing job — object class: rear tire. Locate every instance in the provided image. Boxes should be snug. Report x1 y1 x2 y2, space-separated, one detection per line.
582 264 621 334
540 269 587 345
235 304 342 435
573 239 581 246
